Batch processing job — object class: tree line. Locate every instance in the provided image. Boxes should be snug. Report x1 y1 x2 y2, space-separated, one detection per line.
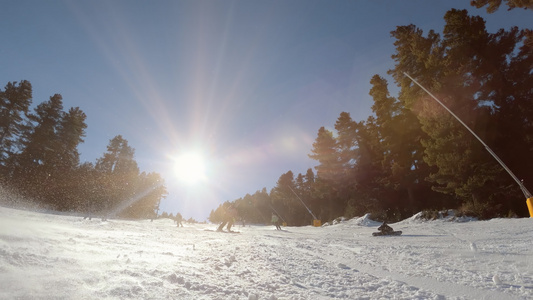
0 83 167 219
210 6 532 224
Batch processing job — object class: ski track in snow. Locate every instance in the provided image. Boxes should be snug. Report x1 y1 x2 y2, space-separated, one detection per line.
1 206 532 299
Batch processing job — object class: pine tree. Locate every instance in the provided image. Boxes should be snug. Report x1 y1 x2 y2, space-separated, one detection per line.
95 135 140 216
95 135 138 174
334 112 357 172
308 127 344 221
56 107 87 169
44 107 88 211
308 127 339 182
351 117 389 218
0 80 32 177
470 0 533 12
11 94 64 205
369 75 436 216
332 112 362 218
389 9 531 217
17 94 64 167
270 171 299 224
249 188 271 224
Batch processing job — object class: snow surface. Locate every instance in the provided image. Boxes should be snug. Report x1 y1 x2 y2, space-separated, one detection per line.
1 207 532 300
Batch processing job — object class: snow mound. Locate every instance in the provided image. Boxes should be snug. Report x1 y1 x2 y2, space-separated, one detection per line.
323 214 383 228
399 210 478 225
327 209 479 228
322 216 348 226
346 213 382 227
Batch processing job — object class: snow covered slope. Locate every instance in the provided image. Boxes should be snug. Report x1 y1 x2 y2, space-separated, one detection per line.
1 206 532 299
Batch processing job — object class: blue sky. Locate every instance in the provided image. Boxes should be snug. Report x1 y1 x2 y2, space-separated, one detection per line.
1 1 530 220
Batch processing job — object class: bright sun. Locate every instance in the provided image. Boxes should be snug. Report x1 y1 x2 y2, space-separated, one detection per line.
173 152 208 185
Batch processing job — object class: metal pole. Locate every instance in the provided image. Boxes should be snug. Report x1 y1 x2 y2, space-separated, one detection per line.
288 186 318 220
403 73 533 203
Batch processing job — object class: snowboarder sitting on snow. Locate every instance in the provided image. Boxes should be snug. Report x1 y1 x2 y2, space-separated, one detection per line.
271 214 282 230
217 204 238 232
378 221 394 234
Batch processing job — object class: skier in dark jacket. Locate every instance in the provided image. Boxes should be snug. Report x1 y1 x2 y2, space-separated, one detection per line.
271 214 282 230
176 212 183 227
217 204 238 232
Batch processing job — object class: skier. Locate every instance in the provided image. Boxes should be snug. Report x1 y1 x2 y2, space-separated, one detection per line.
217 204 238 232
176 212 183 227
378 221 393 234
271 214 281 230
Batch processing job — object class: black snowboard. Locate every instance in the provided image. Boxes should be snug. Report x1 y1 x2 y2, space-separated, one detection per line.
372 231 402 236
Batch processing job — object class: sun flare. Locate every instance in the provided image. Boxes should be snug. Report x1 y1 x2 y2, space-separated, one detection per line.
173 152 208 185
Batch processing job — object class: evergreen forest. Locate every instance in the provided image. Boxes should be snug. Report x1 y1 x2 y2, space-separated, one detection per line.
210 6 533 224
0 85 167 219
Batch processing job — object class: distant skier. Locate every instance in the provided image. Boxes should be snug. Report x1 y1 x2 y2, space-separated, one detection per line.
217 204 238 232
271 214 281 230
176 212 183 227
